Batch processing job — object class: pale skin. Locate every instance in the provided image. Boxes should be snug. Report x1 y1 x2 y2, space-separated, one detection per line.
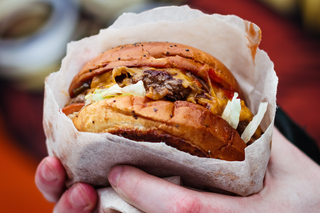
35 128 320 213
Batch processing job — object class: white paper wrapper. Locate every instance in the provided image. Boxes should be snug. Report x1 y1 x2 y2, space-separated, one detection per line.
43 5 278 204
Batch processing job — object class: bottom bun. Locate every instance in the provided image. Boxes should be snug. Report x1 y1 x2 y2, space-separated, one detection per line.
73 96 246 161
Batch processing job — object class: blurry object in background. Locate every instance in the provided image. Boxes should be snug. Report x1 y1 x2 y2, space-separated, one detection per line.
257 0 320 35
301 0 320 34
109 1 186 25
79 0 188 25
0 0 79 91
258 0 298 15
0 1 52 39
79 0 149 23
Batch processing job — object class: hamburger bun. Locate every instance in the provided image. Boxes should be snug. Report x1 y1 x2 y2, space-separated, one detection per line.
64 42 262 161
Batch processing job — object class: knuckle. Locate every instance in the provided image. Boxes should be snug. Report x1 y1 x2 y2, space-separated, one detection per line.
170 192 202 213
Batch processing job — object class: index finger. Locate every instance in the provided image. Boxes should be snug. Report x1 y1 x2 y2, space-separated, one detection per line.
35 156 66 202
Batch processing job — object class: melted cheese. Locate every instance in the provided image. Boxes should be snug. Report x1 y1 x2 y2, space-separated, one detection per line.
88 66 253 124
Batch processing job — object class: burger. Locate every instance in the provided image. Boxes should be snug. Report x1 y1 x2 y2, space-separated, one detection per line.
62 42 265 161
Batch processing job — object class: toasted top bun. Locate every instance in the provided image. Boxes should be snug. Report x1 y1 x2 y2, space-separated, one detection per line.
69 42 243 99
73 96 246 161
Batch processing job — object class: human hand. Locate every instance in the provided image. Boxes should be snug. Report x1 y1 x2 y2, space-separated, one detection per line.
35 128 320 212
108 128 320 212
35 156 97 213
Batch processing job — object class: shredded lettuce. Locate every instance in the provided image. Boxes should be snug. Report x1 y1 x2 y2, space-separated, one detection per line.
85 80 146 105
221 92 241 129
241 102 268 143
100 84 123 97
121 80 146 97
221 92 268 143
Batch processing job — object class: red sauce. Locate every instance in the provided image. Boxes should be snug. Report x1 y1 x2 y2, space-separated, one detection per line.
245 22 261 63
223 89 235 100
208 69 223 85
208 69 235 99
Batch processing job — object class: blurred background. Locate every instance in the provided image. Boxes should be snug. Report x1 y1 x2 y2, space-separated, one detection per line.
0 0 319 212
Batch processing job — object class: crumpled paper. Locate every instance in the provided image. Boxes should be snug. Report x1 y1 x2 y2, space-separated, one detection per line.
43 5 278 211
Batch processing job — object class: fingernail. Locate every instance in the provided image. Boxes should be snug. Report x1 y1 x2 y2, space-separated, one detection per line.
109 165 124 187
70 184 89 207
41 160 58 181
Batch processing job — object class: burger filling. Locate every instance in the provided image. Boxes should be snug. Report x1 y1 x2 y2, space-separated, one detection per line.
65 66 263 143
69 66 231 114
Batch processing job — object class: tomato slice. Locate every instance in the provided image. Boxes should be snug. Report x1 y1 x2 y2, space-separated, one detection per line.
62 103 85 116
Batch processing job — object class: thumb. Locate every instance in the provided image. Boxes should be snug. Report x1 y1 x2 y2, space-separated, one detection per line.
108 165 243 213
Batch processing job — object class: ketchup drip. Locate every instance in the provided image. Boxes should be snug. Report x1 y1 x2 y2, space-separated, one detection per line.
222 89 234 100
208 69 235 99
